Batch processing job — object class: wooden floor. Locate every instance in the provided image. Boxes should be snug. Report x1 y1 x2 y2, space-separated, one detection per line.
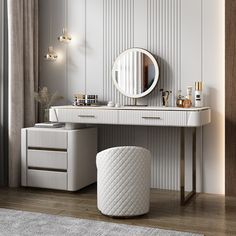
0 185 235 236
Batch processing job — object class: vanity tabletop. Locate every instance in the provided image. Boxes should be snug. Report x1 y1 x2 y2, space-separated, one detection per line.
51 105 210 112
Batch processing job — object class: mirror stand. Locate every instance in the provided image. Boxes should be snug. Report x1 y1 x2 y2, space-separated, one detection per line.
124 98 148 107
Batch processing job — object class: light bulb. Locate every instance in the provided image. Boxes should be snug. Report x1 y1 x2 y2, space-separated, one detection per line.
58 28 72 43
44 46 58 61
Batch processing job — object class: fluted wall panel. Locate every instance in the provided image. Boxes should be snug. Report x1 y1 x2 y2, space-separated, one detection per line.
100 0 182 190
103 0 135 106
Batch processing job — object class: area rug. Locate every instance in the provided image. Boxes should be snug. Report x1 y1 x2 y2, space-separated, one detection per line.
0 208 203 236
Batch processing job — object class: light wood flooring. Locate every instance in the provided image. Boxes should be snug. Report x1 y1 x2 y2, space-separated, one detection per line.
0 185 235 236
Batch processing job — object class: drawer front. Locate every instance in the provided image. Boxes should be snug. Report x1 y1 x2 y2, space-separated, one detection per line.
28 150 67 170
27 169 67 190
186 109 211 127
119 110 187 126
56 109 118 124
27 130 67 149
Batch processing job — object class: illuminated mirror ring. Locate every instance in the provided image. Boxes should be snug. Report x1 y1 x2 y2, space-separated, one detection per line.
112 48 159 99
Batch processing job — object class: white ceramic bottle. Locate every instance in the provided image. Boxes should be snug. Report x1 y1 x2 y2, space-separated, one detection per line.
194 82 203 107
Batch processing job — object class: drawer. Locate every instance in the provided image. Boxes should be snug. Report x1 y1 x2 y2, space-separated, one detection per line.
27 169 67 190
28 150 67 170
119 110 187 127
56 108 118 124
27 129 67 149
186 109 211 127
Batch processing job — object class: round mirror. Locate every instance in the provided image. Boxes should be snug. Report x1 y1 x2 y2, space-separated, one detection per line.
112 48 159 98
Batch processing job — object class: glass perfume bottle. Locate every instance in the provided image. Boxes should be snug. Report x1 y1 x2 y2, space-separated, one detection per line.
195 82 203 107
176 90 184 108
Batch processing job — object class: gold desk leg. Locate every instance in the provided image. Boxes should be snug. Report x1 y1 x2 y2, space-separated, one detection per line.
180 127 197 206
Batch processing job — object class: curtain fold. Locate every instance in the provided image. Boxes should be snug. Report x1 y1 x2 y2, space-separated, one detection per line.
8 0 38 187
0 0 8 187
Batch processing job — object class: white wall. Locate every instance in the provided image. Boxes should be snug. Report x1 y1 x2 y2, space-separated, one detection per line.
39 0 225 194
202 0 225 194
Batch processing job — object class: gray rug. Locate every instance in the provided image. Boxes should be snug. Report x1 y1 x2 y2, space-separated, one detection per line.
0 208 203 236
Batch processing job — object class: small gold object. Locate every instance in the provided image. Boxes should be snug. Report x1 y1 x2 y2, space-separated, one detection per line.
176 90 184 108
183 99 192 108
195 81 203 91
176 98 184 108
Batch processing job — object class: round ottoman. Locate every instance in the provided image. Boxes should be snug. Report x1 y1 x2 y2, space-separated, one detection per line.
96 146 151 217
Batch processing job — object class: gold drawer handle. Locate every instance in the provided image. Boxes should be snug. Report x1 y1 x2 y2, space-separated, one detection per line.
142 116 161 120
78 115 95 118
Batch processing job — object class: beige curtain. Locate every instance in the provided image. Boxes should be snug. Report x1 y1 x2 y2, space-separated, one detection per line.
8 0 38 187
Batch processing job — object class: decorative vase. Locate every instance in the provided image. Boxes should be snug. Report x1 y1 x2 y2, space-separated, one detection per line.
44 108 49 122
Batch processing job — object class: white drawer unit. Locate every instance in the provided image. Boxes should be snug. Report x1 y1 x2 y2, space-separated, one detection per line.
27 129 67 149
119 110 187 127
51 108 118 124
27 150 67 170
27 169 67 190
21 127 97 191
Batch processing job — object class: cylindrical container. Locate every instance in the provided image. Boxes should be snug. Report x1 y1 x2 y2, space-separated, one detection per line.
186 86 193 103
176 98 184 108
195 82 203 107
176 90 184 108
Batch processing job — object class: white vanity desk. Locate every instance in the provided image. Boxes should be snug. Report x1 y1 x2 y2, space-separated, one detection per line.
49 105 211 205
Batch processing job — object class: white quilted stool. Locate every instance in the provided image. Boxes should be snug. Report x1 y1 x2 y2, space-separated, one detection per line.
96 146 151 217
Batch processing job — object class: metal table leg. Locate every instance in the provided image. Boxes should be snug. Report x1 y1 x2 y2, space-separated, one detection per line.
180 127 197 205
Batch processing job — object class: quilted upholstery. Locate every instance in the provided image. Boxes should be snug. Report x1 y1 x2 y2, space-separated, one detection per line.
96 146 151 217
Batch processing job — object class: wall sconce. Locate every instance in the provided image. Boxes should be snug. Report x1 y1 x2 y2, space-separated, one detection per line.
58 28 72 43
44 46 58 61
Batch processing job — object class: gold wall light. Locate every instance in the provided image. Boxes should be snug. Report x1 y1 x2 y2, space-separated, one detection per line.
44 46 58 61
58 28 72 43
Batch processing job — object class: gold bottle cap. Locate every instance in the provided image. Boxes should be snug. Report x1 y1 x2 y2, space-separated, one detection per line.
195 81 202 91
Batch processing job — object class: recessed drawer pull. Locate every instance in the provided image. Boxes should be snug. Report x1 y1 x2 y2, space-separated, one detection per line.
142 116 161 120
78 115 95 118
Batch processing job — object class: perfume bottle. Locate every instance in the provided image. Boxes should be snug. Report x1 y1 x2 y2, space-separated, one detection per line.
195 82 203 107
186 86 193 103
183 99 192 108
176 90 184 108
